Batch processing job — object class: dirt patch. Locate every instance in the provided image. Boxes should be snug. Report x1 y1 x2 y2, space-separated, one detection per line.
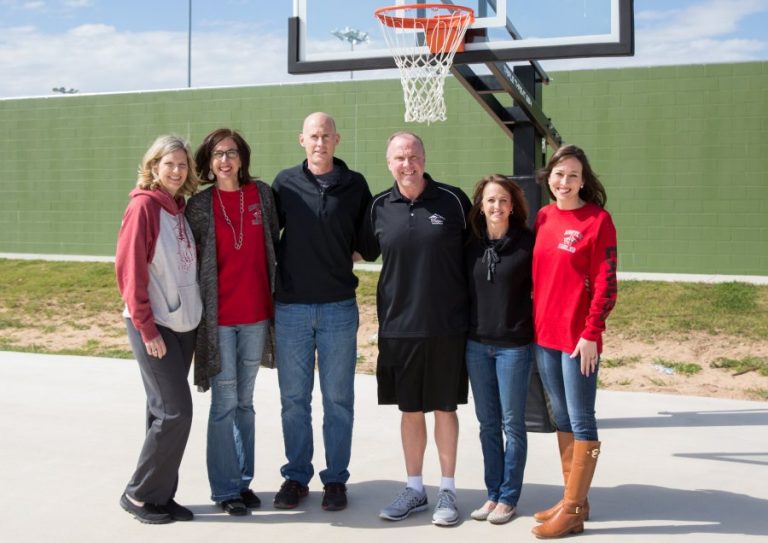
4 307 767 402
1 310 126 353
356 320 768 403
599 332 768 401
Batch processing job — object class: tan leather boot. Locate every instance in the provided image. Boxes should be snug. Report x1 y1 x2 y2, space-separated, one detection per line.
532 440 600 539
534 432 591 522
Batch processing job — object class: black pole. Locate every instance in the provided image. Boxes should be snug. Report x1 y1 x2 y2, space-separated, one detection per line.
512 64 547 229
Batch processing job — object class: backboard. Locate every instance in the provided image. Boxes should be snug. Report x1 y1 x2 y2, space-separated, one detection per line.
288 0 634 74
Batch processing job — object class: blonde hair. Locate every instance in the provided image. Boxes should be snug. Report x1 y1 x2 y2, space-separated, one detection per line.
136 135 200 197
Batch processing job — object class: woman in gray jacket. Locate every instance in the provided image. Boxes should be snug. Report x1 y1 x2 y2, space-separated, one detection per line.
185 128 279 516
116 134 202 524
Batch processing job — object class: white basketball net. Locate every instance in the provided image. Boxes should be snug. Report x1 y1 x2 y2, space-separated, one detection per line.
376 5 474 123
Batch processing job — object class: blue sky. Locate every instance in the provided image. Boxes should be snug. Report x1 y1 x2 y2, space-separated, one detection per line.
1 0 767 98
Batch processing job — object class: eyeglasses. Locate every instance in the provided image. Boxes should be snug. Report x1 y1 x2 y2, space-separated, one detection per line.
212 149 239 160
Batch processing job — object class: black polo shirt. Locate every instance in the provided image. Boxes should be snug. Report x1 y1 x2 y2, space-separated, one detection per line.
359 174 471 338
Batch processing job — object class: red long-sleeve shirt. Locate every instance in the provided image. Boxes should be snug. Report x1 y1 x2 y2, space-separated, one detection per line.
532 202 618 354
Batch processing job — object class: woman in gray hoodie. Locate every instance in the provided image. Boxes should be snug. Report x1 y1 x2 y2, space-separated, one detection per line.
115 134 202 524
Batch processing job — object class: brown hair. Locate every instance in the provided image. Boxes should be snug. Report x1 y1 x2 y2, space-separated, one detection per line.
468 174 529 240
194 128 258 186
537 144 607 208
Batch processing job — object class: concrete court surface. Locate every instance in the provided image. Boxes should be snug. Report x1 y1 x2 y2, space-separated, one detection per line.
1 350 767 543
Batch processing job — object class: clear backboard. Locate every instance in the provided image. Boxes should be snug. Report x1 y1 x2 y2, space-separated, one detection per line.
288 0 634 74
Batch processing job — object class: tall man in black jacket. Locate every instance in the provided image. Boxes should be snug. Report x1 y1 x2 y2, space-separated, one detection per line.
271 112 372 512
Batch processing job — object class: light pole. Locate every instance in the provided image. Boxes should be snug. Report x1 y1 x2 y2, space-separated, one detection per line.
331 27 369 80
187 0 192 88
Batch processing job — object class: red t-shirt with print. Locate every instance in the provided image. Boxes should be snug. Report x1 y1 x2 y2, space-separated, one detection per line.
532 202 618 354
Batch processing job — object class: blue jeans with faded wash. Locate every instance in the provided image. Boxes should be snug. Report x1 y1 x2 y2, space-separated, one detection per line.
535 345 599 441
466 339 533 506
275 299 358 486
207 321 267 502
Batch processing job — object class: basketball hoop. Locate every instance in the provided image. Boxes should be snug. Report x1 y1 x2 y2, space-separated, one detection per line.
375 4 475 123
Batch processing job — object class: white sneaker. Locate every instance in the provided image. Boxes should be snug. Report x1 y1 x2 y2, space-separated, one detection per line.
379 487 428 521
432 489 459 526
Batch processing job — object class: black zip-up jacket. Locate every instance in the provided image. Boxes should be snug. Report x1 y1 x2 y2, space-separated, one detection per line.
358 174 471 338
272 157 372 304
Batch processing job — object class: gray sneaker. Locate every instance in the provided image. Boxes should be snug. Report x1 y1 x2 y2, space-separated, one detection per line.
432 489 459 526
379 487 428 521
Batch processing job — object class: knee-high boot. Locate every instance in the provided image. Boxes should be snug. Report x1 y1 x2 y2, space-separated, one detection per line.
532 440 600 539
534 432 590 522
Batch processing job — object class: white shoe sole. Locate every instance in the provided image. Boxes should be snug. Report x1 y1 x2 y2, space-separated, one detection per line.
432 514 459 526
379 502 428 521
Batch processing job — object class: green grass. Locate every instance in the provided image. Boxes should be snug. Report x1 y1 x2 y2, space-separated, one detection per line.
2 260 768 368
711 356 768 377
356 270 378 307
601 355 640 368
746 388 768 401
610 280 768 340
0 259 122 316
653 358 703 376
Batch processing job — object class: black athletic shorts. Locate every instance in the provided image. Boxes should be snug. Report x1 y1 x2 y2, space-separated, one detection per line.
377 334 468 412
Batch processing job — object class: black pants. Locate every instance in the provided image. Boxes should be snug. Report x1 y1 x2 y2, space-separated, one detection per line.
124 319 195 504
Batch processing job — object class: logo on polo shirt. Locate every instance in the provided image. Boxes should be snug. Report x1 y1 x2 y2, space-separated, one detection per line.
428 213 445 225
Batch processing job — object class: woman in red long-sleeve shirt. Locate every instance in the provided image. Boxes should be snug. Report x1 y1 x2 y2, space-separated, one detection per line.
530 145 617 539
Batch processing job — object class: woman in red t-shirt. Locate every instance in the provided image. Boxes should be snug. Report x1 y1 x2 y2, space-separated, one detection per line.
185 129 279 516
531 145 617 539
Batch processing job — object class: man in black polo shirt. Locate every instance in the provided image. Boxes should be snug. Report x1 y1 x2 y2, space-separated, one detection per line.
358 131 470 527
271 112 372 512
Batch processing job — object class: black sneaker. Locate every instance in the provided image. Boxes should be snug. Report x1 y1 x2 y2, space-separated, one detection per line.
273 479 309 509
240 489 262 509
163 499 194 521
220 498 249 516
120 493 173 524
322 482 348 511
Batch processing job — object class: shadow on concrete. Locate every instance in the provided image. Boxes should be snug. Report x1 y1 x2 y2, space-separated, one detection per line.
674 451 768 466
580 484 768 537
176 481 489 529
599 408 768 429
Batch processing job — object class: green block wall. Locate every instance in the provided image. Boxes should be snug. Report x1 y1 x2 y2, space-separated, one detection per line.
542 61 768 275
0 80 511 256
1 61 767 275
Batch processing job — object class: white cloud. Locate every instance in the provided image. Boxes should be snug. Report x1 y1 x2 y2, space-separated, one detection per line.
543 0 768 71
0 24 353 98
22 1 46 10
1 0 767 99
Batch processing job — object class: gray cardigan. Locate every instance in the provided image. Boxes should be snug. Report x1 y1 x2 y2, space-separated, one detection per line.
185 180 279 392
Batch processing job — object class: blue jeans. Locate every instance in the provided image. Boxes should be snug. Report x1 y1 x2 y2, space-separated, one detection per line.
207 321 267 502
535 345 599 441
275 299 358 486
466 340 532 506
